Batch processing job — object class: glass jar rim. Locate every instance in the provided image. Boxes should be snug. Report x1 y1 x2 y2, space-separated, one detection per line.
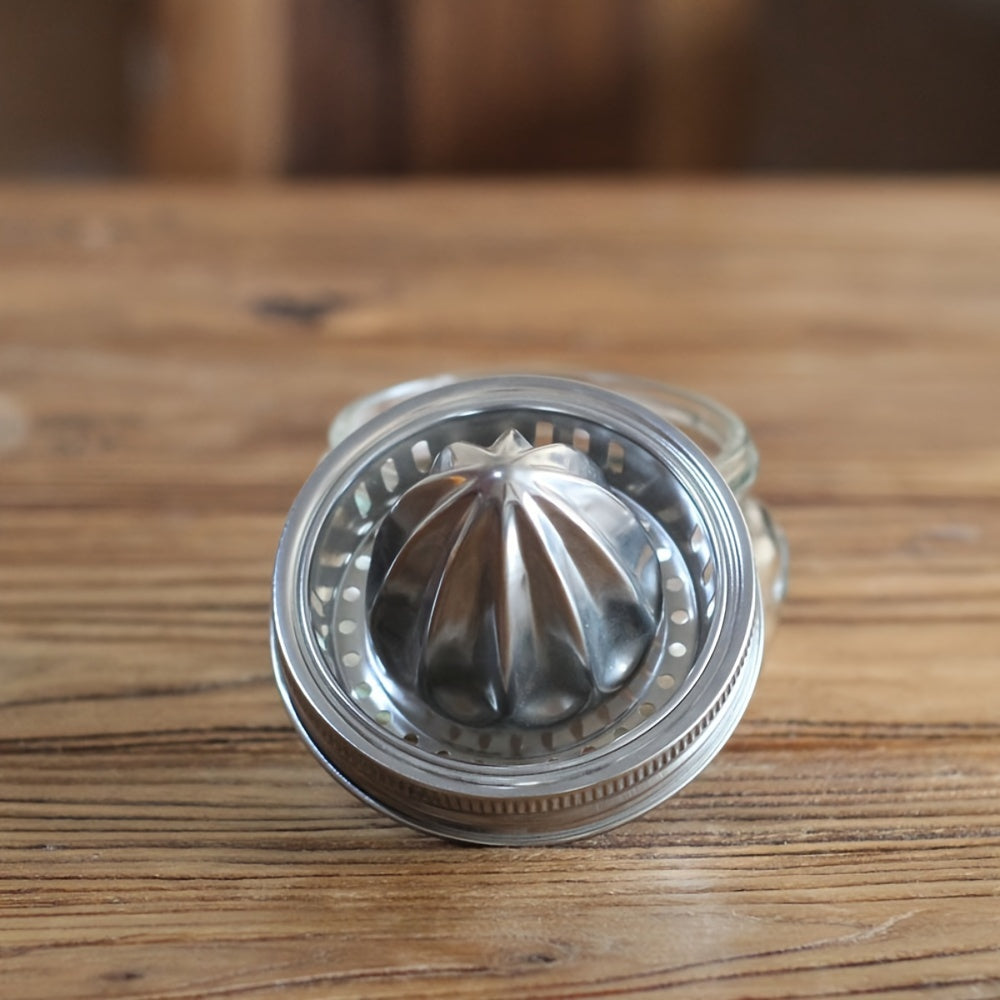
329 371 758 496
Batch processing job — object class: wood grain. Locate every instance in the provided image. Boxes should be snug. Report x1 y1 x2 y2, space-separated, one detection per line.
1 181 999 998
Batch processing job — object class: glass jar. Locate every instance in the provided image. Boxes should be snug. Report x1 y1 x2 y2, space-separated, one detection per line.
274 372 790 843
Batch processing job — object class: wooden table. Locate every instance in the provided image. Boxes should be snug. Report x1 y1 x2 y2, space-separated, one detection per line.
2 182 999 998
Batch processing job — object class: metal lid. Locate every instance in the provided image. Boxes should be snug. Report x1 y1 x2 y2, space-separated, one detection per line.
272 376 763 844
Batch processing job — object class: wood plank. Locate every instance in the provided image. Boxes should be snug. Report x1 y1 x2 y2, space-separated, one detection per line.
1 181 999 997
136 0 290 176
404 0 641 171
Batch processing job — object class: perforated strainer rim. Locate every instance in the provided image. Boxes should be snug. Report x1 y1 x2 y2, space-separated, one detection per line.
329 371 759 496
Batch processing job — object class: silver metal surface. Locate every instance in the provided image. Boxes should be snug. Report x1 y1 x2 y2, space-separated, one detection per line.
272 375 768 844
368 428 661 728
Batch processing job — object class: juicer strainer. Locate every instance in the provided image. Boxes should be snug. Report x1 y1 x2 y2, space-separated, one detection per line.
271 374 786 845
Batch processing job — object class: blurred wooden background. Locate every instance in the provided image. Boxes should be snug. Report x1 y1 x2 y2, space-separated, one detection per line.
1 0 1000 177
